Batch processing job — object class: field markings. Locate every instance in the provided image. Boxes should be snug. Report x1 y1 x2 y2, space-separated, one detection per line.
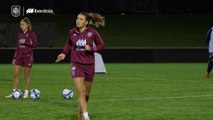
92 94 213 102
0 94 213 105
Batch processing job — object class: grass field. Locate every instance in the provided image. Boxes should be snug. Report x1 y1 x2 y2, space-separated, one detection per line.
1 63 213 120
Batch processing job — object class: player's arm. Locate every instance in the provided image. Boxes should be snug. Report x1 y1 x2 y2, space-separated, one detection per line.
56 34 72 63
31 32 37 48
85 31 105 52
12 49 17 64
22 32 37 48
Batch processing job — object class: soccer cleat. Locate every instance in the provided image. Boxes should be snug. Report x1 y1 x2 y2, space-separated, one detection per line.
206 72 210 79
5 94 12 98
85 117 90 120
23 93 28 98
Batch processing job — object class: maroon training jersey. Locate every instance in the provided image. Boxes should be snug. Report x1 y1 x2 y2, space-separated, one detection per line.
62 27 105 64
13 30 37 59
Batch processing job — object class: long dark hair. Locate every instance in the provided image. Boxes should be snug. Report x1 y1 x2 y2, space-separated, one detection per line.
79 12 105 28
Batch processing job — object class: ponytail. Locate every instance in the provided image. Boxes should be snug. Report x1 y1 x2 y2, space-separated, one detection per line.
79 12 105 28
88 13 105 27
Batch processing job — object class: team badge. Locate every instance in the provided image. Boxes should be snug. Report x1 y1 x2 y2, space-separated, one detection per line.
87 32 93 37
11 5 21 17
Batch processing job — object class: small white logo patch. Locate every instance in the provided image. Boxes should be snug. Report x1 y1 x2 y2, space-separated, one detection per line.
72 66 76 76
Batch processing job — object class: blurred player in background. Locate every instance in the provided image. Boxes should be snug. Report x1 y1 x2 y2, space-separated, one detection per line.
5 17 37 98
56 12 105 120
206 26 213 79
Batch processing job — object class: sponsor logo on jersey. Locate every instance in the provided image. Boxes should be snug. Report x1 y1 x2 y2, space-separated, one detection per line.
76 48 86 51
19 45 26 48
76 39 86 47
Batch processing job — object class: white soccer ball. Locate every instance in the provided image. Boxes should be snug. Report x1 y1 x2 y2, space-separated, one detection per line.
62 89 73 99
30 89 41 99
12 90 23 99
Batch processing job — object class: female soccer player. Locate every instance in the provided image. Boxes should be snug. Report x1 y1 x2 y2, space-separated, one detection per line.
5 17 37 98
56 12 105 120
206 26 213 79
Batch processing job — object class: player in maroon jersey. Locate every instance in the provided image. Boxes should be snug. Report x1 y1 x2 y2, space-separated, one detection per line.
5 17 37 98
56 12 105 120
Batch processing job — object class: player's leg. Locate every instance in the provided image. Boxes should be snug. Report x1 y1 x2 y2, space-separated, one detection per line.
23 54 33 98
77 81 92 120
73 77 90 120
14 65 22 89
78 105 84 120
84 64 95 102
206 53 213 79
84 81 93 102
78 64 94 120
5 65 22 98
23 67 31 98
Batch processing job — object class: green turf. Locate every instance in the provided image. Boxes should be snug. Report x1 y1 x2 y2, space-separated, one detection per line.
0 63 213 120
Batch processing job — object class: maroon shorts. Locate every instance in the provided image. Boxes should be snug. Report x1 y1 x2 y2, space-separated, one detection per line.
71 62 95 82
15 54 33 67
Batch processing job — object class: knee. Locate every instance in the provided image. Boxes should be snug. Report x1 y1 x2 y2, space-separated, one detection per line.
78 90 86 99
78 93 89 102
14 72 19 78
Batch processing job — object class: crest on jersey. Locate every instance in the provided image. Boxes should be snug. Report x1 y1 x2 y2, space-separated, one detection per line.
87 32 93 37
11 5 21 17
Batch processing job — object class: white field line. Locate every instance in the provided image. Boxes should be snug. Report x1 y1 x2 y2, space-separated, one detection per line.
0 94 213 105
92 94 213 102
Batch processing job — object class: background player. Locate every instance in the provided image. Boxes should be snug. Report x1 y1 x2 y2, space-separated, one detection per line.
206 26 213 79
56 12 105 120
5 17 37 98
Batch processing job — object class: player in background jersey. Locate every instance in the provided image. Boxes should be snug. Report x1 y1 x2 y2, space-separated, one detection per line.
56 12 105 120
206 27 213 79
5 17 37 98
